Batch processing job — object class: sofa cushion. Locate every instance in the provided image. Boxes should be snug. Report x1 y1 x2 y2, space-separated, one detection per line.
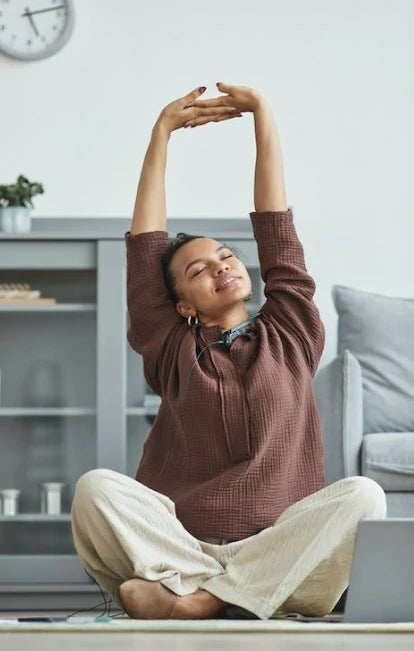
361 432 414 491
332 285 414 434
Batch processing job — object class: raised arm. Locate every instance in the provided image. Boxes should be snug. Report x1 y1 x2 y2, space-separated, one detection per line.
130 85 241 235
130 86 205 235
129 122 170 235
248 93 324 375
253 98 288 213
183 82 288 213
125 86 242 391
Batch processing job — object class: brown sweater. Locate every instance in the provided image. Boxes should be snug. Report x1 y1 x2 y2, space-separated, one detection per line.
125 208 326 541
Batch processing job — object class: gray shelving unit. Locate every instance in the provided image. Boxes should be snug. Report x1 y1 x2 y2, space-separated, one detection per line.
0 216 264 609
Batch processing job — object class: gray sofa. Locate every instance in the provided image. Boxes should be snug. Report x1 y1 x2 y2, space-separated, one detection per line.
313 284 414 518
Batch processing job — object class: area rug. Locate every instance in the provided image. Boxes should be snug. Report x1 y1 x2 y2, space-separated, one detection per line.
1 616 414 633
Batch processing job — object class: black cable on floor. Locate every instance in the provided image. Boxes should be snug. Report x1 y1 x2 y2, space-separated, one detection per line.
65 569 127 619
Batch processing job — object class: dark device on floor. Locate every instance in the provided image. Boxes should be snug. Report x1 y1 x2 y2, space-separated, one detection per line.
17 617 68 622
342 518 414 623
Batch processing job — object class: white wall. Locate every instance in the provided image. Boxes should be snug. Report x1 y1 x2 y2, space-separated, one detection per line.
1 0 413 366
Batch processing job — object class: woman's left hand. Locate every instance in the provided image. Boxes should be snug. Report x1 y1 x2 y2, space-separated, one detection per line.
184 82 263 128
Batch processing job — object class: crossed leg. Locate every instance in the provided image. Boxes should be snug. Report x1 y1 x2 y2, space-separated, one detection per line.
70 468 232 618
201 475 387 619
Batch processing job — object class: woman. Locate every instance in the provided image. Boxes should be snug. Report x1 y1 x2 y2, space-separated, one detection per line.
71 83 387 620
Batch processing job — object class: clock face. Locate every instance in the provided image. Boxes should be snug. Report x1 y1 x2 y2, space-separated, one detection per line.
0 0 75 61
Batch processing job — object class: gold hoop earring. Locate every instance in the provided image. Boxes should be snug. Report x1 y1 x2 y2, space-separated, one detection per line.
187 315 199 326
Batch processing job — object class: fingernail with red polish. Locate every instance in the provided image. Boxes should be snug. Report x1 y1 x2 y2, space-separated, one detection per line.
198 86 206 93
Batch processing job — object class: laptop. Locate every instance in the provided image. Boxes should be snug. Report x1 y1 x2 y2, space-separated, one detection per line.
341 518 414 623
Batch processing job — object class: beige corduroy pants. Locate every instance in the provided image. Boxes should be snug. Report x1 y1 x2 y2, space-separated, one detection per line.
70 468 387 619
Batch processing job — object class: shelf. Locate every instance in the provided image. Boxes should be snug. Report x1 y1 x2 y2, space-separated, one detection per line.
127 393 161 417
1 583 99 593
0 303 96 312
0 514 71 522
0 555 94 584
127 406 159 416
0 408 95 416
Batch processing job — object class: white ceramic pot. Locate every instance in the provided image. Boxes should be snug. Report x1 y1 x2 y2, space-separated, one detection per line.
0 206 32 233
0 489 21 515
41 482 65 515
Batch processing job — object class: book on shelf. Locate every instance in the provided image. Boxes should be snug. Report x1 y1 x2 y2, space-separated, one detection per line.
0 283 56 304
0 297 57 304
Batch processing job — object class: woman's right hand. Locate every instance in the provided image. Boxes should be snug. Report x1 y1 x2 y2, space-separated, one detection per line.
155 85 242 134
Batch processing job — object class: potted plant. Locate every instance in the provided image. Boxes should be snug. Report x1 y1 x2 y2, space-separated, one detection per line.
0 175 44 233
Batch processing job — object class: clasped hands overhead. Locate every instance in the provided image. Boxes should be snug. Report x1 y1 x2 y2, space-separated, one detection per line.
157 82 263 134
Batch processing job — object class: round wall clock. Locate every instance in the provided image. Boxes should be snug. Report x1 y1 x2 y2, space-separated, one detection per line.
0 0 75 61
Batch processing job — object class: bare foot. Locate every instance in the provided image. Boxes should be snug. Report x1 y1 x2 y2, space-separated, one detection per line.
119 578 228 619
171 588 229 619
119 578 178 619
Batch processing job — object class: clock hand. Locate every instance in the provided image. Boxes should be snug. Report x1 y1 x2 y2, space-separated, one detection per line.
23 7 39 37
21 6 66 17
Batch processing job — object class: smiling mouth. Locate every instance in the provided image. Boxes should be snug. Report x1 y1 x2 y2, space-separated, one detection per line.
216 277 242 292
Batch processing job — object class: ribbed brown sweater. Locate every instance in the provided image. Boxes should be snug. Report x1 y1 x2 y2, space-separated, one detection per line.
125 208 326 541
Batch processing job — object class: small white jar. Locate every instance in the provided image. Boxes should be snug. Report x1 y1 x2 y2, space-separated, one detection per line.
41 482 65 515
0 489 21 515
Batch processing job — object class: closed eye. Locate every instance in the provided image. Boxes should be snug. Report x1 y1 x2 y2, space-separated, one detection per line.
192 254 233 277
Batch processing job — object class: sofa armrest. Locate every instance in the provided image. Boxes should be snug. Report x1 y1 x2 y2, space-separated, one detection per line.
312 349 364 485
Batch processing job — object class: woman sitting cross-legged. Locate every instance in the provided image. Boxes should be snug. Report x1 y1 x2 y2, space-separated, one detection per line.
71 82 387 620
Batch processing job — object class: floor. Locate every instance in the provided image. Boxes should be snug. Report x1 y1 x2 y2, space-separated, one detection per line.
1 611 414 650
1 632 414 651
